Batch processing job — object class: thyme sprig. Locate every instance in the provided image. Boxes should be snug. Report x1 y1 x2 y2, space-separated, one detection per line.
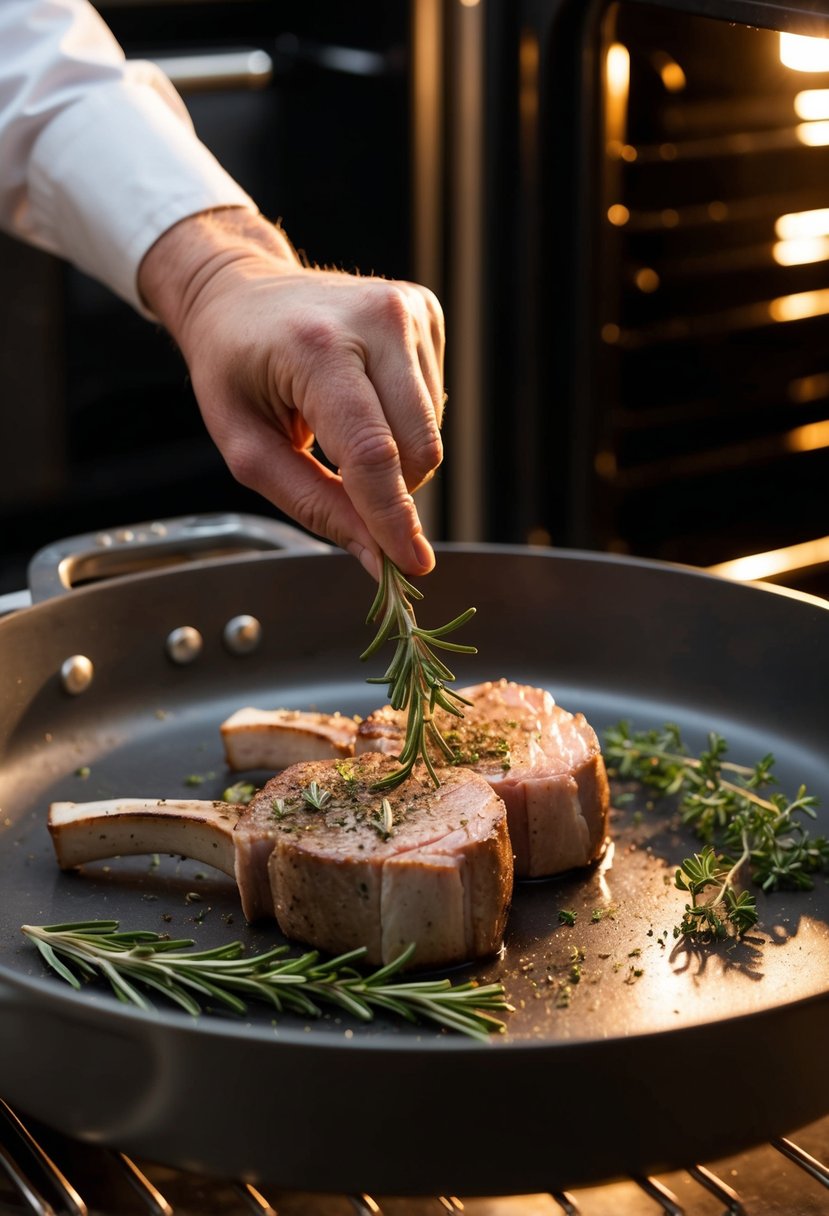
361 556 477 790
674 846 759 941
604 721 829 940
22 921 510 1042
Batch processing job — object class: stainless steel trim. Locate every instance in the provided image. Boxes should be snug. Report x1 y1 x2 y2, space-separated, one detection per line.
447 0 486 542
141 49 273 92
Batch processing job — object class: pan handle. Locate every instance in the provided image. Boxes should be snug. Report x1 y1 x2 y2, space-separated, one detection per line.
26 513 332 604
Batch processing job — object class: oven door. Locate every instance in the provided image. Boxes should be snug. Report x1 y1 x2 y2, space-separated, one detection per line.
419 0 829 600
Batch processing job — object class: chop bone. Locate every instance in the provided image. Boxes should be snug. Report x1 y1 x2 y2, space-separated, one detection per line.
48 754 513 968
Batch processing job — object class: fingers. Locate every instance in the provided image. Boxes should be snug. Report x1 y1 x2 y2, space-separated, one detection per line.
300 362 436 575
355 281 446 492
208 395 431 580
185 260 446 580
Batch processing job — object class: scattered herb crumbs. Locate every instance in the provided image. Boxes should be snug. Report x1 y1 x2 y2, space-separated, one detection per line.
627 948 642 958
223 781 256 805
183 773 212 792
149 854 160 871
556 984 573 1008
194 872 207 881
184 891 202 904
75 766 90 779
591 906 616 923
558 909 577 927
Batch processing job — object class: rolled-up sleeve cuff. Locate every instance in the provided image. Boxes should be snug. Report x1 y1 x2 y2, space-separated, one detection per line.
27 73 256 314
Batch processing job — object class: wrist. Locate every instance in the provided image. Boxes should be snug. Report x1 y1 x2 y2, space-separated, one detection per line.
137 207 302 343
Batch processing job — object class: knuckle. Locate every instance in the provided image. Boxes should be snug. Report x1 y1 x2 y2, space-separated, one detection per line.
343 426 401 473
365 282 411 333
290 313 342 359
403 428 443 491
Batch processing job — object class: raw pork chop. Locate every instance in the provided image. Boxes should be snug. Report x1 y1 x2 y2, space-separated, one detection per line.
356 679 609 878
48 755 513 968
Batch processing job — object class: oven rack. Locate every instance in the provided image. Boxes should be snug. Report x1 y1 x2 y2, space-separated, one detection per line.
1 1102 828 1216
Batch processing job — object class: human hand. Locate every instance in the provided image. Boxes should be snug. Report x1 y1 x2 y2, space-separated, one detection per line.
137 209 445 580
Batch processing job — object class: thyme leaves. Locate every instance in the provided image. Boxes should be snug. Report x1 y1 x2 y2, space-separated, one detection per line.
22 921 511 1042
604 721 828 942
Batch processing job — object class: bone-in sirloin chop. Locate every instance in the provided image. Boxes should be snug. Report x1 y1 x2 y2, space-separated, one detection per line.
356 680 610 878
49 754 513 969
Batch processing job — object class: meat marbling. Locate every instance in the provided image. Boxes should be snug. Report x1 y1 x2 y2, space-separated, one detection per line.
356 679 610 878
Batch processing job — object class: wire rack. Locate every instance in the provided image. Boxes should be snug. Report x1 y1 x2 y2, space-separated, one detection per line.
1 1102 828 1216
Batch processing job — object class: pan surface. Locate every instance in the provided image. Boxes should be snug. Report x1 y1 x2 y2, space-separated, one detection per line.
0 540 826 1194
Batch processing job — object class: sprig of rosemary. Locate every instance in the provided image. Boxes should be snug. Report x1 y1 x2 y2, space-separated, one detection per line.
22 921 510 1042
361 556 477 790
604 721 829 941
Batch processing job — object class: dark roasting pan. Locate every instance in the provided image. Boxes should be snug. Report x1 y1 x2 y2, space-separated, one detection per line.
0 515 827 1196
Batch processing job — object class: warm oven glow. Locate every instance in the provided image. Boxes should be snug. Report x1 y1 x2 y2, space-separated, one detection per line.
605 42 630 147
708 536 829 581
773 208 829 279
773 236 829 266
796 120 829 146
774 208 829 240
780 32 829 72
769 288 829 322
795 88 829 119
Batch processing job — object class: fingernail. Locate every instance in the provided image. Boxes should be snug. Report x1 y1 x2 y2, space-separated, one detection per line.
348 543 380 581
411 532 435 571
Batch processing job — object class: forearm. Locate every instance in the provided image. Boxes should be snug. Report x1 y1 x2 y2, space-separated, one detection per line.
0 0 255 310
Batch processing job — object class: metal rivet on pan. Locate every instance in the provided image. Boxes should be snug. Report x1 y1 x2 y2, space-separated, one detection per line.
61 655 94 695
166 626 203 665
223 614 262 656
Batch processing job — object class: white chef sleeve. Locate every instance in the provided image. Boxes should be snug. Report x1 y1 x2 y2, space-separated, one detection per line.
0 0 257 313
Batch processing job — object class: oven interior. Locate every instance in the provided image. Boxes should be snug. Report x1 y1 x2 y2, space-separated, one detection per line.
456 0 829 599
590 1 829 596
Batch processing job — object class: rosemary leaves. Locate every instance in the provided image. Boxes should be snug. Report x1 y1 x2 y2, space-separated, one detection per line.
361 556 477 789
22 921 511 1042
604 721 828 942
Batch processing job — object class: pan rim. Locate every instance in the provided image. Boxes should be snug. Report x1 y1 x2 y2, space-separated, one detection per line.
2 539 826 621
3 951 828 1054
